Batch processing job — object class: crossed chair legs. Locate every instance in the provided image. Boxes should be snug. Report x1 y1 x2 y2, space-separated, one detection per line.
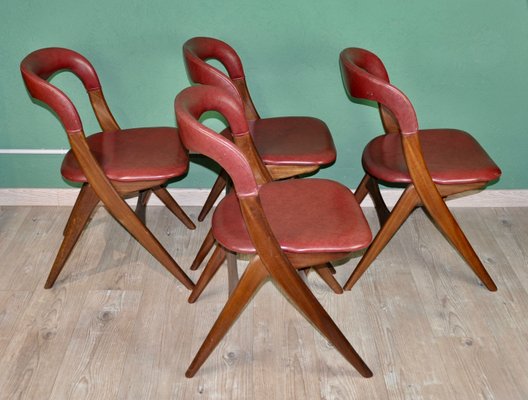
188 241 343 303
344 175 497 291
186 254 372 378
45 183 196 290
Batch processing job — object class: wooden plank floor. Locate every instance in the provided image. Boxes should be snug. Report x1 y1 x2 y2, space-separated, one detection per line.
0 205 527 399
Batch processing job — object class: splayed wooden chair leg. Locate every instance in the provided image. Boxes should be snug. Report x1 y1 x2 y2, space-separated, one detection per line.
153 186 196 229
46 183 100 288
188 245 227 303
312 263 343 294
354 174 370 204
190 228 215 271
226 251 239 295
198 169 228 222
421 190 497 291
366 177 390 226
103 194 195 290
186 256 269 377
344 185 419 291
269 256 372 377
135 189 152 224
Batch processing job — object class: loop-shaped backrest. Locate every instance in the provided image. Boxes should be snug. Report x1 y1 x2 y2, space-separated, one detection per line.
183 37 260 120
183 38 243 101
339 48 418 135
20 47 103 133
175 85 259 197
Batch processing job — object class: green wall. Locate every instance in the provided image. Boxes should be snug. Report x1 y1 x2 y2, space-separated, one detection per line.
1 0 527 189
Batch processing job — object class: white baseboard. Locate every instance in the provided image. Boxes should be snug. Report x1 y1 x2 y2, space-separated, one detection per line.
0 188 527 208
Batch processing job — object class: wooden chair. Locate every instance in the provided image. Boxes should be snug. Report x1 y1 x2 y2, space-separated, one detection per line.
183 36 336 223
339 48 501 291
20 47 195 290
175 84 373 378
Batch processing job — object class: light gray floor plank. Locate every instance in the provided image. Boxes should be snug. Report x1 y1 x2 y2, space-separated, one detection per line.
0 205 527 399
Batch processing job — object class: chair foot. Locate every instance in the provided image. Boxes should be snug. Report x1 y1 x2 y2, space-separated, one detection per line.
153 186 196 230
421 189 497 291
103 189 195 290
188 245 226 303
344 186 418 291
46 184 99 288
313 263 343 294
186 256 268 377
190 228 215 271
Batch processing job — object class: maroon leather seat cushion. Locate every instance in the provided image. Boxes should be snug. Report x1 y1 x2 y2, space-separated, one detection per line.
249 117 336 166
362 129 501 185
61 127 189 182
212 179 372 254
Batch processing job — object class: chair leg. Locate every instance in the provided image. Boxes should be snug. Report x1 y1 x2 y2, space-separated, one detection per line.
188 244 226 303
312 263 343 294
198 169 228 222
186 256 269 377
226 251 239 295
269 256 372 377
135 189 151 224
354 174 370 204
344 185 419 291
46 184 100 288
103 193 195 290
152 186 196 230
190 228 215 271
366 177 390 226
420 190 497 291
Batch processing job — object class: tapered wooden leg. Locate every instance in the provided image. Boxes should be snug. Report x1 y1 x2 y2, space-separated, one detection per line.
62 183 98 236
190 228 215 271
198 169 228 222
46 184 100 288
153 186 196 230
344 185 419 291
269 256 372 377
188 245 226 303
366 177 390 226
354 174 370 204
135 190 151 224
226 251 239 295
186 256 269 377
104 194 195 290
421 190 497 291
312 263 343 294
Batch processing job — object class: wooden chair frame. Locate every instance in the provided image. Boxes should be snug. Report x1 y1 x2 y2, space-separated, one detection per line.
183 37 325 222
339 48 498 292
175 84 372 378
21 48 195 290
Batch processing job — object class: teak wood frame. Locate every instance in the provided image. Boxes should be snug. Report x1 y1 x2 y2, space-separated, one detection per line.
175 84 372 378
339 48 498 292
20 48 195 290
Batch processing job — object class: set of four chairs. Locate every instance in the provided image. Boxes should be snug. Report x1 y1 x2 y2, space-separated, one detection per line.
20 37 501 378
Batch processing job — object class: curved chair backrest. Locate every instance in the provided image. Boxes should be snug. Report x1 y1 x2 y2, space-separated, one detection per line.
340 47 445 200
175 85 268 197
183 37 260 120
20 47 122 202
21 47 119 134
339 47 418 135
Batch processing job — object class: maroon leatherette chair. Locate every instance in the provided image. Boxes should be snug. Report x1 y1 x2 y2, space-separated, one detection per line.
339 47 501 291
183 36 337 223
21 47 195 290
175 84 373 378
